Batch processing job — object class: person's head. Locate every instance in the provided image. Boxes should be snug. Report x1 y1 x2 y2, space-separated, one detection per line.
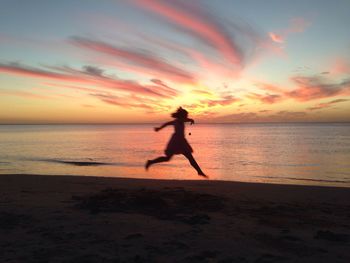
171 107 188 119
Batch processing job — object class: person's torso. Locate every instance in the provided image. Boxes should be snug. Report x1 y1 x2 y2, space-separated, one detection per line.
173 120 185 137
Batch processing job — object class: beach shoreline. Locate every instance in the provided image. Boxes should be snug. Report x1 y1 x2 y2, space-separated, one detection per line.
1 174 349 262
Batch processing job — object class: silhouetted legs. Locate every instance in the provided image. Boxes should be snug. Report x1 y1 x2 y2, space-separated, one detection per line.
146 152 207 177
183 152 206 177
146 154 173 170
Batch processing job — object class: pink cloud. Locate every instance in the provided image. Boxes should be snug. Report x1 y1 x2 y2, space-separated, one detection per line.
268 32 284 43
308 99 349 111
90 93 158 110
255 82 285 93
0 63 88 83
269 17 310 43
332 58 350 74
100 98 154 110
70 36 194 84
0 63 179 99
150 79 180 97
287 76 350 101
248 92 284 104
138 33 242 79
133 0 259 67
256 75 350 103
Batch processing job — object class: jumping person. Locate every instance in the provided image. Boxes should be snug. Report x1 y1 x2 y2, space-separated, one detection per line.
145 107 207 177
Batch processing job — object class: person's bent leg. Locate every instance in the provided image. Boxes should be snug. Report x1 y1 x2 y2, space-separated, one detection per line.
183 152 206 176
146 154 173 170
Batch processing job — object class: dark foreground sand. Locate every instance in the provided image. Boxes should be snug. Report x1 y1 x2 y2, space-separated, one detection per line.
0 174 349 262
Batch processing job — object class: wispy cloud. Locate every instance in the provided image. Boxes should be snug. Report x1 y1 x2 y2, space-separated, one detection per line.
70 36 194 84
200 95 239 107
331 58 350 74
191 89 213 96
255 75 350 103
0 63 87 83
287 75 350 101
269 17 310 44
247 92 283 104
133 0 261 68
90 93 154 110
0 62 180 99
308 99 349 111
0 89 52 100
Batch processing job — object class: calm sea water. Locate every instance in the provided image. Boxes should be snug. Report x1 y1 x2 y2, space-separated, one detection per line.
1 123 350 187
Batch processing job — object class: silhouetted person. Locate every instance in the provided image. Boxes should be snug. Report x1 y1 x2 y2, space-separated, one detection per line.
145 107 207 177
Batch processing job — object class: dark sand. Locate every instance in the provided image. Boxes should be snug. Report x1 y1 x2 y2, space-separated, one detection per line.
1 174 350 262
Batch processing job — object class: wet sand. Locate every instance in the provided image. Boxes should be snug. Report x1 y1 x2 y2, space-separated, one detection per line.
0 174 349 262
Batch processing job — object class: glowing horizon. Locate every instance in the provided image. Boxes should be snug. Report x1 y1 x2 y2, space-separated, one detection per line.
1 0 350 124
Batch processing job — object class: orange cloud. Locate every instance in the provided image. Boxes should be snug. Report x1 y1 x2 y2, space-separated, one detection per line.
191 89 213 96
0 89 52 100
268 32 284 43
200 95 239 107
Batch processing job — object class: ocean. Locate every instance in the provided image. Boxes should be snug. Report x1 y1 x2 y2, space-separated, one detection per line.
1 123 350 187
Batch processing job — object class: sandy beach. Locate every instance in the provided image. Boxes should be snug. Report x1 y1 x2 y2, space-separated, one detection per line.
0 174 349 262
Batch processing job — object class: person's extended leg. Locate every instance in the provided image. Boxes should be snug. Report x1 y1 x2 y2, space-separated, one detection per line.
145 154 173 170
183 152 207 177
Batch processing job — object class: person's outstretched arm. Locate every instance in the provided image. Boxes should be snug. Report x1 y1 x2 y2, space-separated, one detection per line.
154 121 174 132
185 118 194 125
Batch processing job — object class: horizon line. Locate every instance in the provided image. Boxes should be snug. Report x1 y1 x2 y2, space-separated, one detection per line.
1 121 350 125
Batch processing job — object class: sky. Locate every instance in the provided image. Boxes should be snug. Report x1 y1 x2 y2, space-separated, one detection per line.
0 0 350 123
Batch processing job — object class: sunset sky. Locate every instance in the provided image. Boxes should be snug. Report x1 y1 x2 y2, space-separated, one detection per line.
1 0 350 123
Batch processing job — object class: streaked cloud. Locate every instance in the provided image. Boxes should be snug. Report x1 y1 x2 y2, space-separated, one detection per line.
0 89 52 100
308 99 349 111
200 95 239 107
0 63 87 83
287 76 350 101
133 0 261 68
0 62 179 99
255 75 350 103
191 89 213 96
70 36 195 84
247 92 283 104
